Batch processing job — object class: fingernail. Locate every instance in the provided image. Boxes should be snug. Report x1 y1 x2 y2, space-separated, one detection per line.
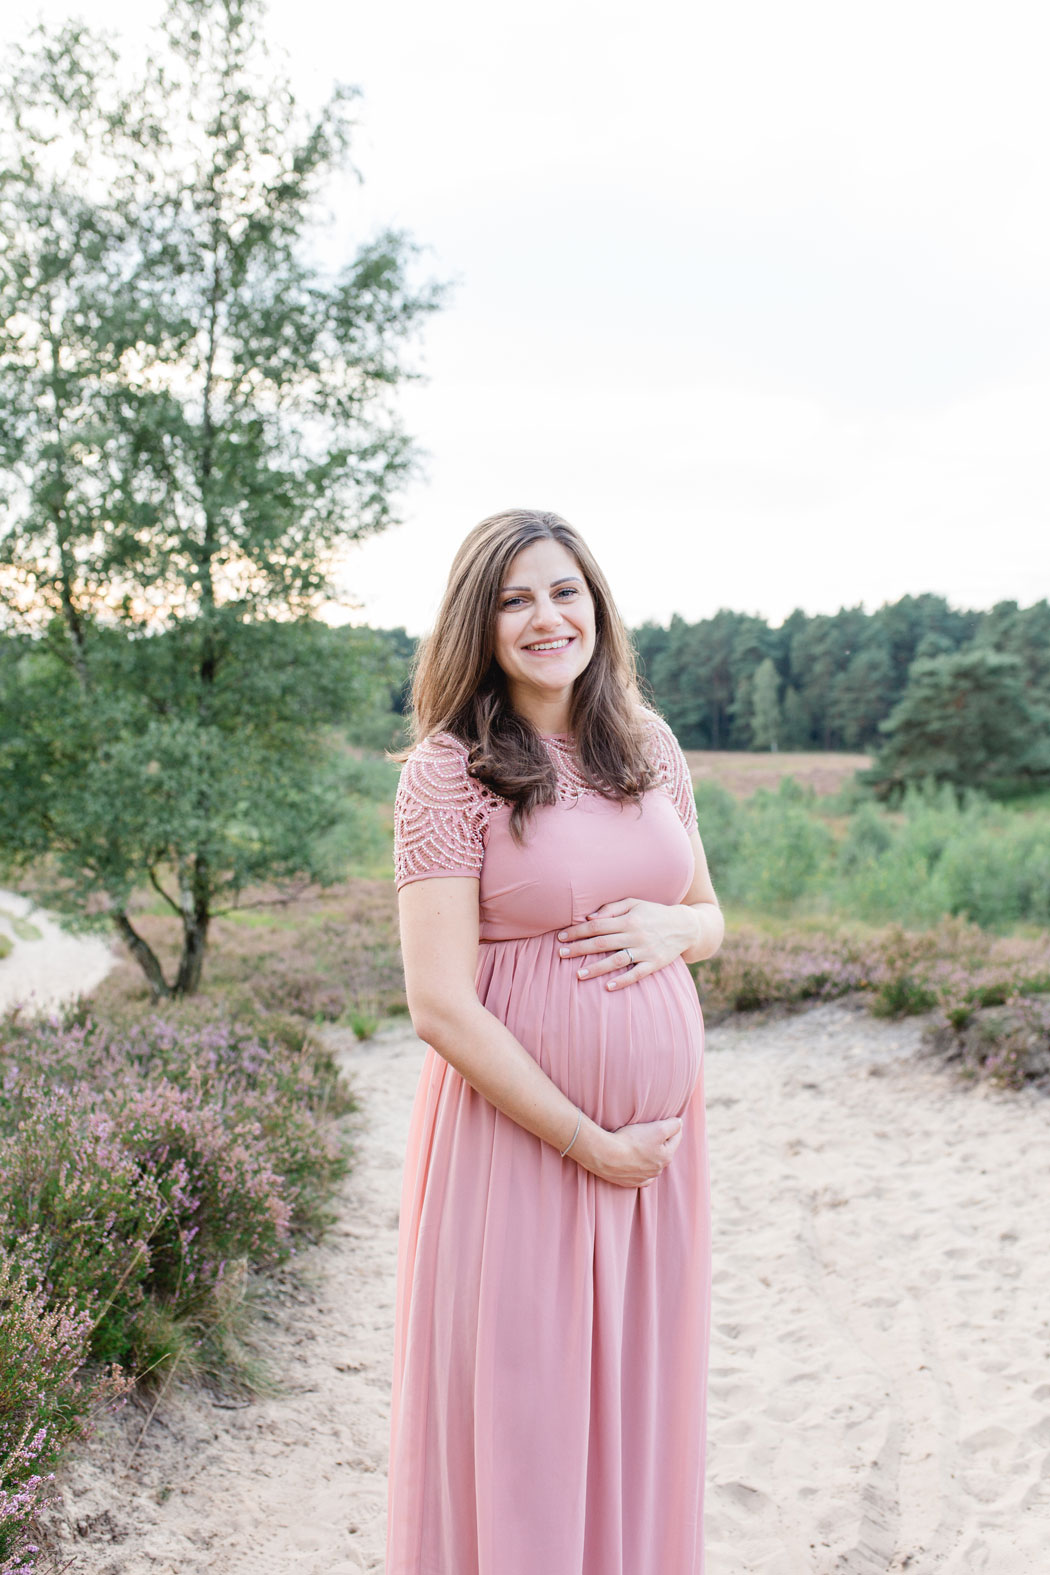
557 932 567 941
606 981 616 990
578 968 588 978
559 947 569 957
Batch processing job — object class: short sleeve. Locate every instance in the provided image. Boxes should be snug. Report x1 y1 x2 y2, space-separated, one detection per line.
640 709 698 835
393 734 491 890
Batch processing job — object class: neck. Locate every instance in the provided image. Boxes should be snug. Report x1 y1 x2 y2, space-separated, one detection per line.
506 682 573 737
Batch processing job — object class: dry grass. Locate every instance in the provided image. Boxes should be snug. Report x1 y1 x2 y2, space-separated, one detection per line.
91 878 405 1030
684 750 871 800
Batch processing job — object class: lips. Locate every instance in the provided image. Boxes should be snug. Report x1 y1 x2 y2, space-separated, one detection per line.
522 636 575 654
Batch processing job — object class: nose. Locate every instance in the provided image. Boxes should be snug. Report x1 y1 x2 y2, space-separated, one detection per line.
529 595 561 632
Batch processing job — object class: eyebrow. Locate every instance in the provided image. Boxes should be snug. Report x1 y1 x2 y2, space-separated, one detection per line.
500 575 583 592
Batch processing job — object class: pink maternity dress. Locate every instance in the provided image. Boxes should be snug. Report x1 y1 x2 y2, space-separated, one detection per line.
388 707 711 1575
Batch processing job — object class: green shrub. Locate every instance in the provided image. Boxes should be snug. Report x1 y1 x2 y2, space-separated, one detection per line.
692 780 741 881
936 817 1050 929
704 776 1050 934
724 780 834 910
870 974 938 1018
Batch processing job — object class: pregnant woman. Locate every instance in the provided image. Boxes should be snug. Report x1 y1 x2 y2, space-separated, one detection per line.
388 508 724 1574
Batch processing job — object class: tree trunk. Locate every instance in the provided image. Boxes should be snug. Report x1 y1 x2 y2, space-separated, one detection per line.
112 913 172 999
57 547 91 694
47 322 92 694
173 852 211 995
174 913 209 995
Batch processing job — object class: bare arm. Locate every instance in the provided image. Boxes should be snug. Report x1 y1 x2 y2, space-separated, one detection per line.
669 826 724 966
398 875 683 1187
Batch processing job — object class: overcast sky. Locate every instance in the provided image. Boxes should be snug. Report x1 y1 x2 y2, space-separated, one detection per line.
10 0 1050 633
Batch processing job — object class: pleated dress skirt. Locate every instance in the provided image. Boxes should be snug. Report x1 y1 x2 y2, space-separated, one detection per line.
387 910 711 1574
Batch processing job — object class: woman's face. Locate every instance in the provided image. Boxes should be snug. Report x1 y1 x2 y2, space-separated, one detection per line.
492 538 597 713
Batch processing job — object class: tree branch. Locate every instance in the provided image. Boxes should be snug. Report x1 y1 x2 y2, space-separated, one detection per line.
212 877 318 915
147 867 181 914
111 911 171 998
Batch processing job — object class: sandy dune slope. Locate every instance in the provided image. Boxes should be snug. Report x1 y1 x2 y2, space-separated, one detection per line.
0 888 116 1016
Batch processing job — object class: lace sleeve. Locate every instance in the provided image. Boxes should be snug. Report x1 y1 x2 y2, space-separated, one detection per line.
641 709 698 835
393 733 492 890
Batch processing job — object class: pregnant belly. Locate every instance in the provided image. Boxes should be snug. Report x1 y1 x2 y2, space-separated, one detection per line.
475 934 704 1130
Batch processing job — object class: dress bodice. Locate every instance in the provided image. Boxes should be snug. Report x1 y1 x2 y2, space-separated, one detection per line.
393 709 699 941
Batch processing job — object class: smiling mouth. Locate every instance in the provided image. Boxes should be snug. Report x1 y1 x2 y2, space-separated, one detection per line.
523 637 574 653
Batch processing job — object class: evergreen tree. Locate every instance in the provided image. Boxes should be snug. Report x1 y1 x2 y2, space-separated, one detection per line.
828 639 895 749
629 592 1043 763
779 685 810 749
977 600 1050 706
730 670 754 750
867 649 1050 799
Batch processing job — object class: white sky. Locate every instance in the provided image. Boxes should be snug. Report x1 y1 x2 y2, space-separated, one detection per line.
9 0 1050 634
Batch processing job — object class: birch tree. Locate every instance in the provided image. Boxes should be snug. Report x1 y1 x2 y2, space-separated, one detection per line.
0 0 441 994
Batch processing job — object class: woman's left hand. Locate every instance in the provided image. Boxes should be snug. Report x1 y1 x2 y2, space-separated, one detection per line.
556 898 700 991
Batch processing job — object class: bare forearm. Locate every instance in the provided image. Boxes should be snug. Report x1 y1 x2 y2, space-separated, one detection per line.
397 878 681 1188
679 901 724 966
411 994 608 1168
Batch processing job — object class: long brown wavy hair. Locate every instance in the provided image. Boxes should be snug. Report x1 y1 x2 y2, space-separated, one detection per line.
395 509 658 840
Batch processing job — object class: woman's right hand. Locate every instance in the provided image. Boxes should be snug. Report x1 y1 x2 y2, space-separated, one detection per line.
579 1116 684 1188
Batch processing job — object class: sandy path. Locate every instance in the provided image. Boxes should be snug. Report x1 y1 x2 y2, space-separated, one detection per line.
49 1024 412 1575
0 888 115 1014
51 1004 1050 1574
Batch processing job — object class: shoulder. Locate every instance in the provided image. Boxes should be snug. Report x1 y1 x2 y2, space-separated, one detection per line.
393 733 499 889
396 731 506 807
395 730 474 802
634 706 698 833
636 704 675 740
635 704 685 763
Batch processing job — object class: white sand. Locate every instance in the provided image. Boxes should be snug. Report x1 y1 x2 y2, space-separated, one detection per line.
0 888 115 1015
49 1003 1050 1574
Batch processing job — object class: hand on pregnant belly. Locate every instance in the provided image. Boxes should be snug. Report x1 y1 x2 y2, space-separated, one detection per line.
557 897 696 990
579 1115 684 1189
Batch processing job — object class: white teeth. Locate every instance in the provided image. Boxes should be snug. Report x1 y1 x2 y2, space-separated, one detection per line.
525 638 571 651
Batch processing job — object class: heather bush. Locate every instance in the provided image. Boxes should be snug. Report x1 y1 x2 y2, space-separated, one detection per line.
695 925 872 1019
110 1081 292 1300
111 1015 350 1235
0 1000 351 1569
0 1012 349 1372
252 964 347 1022
96 879 405 1035
0 1249 126 1570
923 996 1050 1090
699 917 1050 1086
0 1091 164 1361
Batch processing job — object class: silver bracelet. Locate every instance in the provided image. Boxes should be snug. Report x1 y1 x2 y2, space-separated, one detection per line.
560 1107 583 1158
